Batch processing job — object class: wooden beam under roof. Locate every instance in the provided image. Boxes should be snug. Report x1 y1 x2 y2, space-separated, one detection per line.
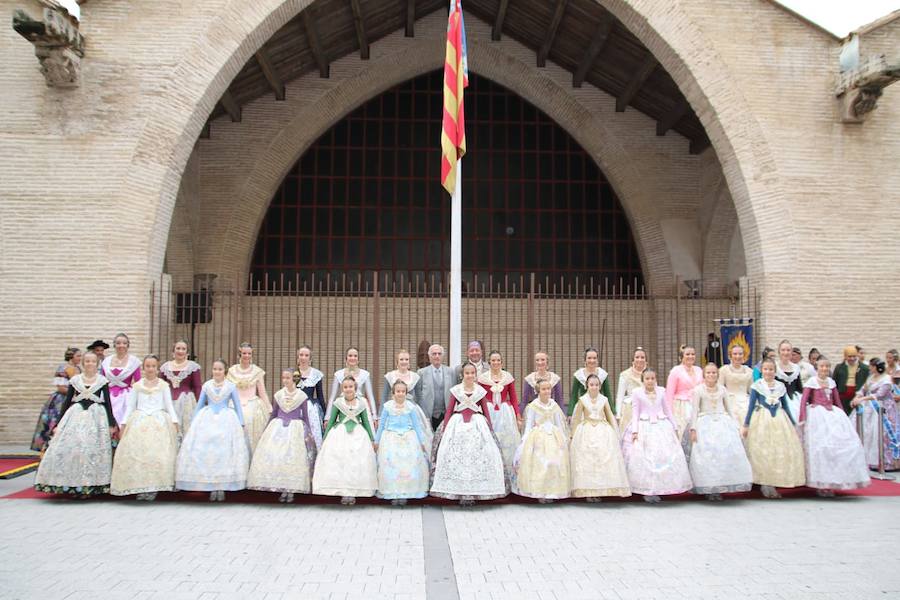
573 17 613 88
615 53 656 112
492 0 509 41
656 98 689 136
302 9 330 78
405 0 415 37
537 0 568 68
255 48 285 100
349 0 370 59
199 121 210 139
220 91 241 122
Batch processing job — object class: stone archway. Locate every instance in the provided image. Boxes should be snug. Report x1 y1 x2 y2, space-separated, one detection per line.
188 13 695 293
136 0 784 301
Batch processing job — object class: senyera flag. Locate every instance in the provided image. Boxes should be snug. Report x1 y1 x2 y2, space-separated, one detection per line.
441 0 469 196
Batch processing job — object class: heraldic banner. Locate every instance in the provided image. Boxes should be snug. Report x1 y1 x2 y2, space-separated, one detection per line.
717 318 754 363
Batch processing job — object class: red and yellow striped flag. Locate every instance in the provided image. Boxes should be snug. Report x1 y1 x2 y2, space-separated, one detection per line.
441 0 469 196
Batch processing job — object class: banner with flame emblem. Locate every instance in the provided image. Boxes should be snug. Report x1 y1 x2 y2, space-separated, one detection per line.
718 319 754 363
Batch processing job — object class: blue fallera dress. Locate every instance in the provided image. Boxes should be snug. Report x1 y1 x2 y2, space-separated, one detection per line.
175 379 249 491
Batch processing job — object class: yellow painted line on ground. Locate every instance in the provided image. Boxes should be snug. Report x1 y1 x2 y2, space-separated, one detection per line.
0 462 39 479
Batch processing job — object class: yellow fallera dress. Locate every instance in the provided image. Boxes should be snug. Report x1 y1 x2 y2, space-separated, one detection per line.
514 398 570 499
227 364 271 453
110 379 179 495
570 393 631 497
744 379 805 487
615 368 643 434
720 364 753 426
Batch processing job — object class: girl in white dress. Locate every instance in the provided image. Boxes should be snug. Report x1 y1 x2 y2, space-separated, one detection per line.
625 368 693 503
570 373 631 501
110 355 180 500
34 351 115 497
431 363 507 505
802 358 870 495
313 376 378 505
687 363 753 500
515 378 571 502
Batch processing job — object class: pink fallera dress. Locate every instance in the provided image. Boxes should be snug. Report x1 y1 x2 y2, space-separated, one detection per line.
101 355 141 426
665 364 703 441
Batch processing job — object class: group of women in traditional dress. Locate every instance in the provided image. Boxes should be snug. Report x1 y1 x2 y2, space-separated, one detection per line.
33 336 887 504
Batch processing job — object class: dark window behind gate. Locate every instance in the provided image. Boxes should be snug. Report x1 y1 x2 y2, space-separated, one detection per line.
250 71 644 291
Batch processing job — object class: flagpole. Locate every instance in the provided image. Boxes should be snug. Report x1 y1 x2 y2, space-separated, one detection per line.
449 160 462 369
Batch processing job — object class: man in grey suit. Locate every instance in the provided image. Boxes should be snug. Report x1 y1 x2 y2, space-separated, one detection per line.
416 344 455 430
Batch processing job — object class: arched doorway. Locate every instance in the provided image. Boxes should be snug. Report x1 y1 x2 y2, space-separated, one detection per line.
250 71 644 292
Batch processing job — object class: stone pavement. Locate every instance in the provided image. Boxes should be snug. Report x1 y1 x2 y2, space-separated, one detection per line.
1 473 899 600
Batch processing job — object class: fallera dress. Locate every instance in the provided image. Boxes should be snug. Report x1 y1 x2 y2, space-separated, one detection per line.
569 368 612 416
34 373 114 496
800 377 870 490
519 371 565 414
293 367 326 449
623 385 692 496
614 368 643 436
227 364 271 453
100 355 141 426
31 362 80 452
686 384 752 494
327 367 377 423
514 398 571 500
569 392 631 498
477 370 521 474
160 360 202 435
719 364 753 426
664 364 703 443
110 379 179 496
382 370 434 455
430 384 507 501
247 387 317 493
743 379 805 488
375 400 430 500
175 379 249 491
313 396 378 497
856 374 900 469
775 361 804 424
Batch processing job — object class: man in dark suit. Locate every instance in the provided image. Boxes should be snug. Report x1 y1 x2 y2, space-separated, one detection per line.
833 345 869 414
416 344 455 430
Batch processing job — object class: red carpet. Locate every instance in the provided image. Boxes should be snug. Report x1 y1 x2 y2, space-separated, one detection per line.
0 457 40 480
5 478 900 502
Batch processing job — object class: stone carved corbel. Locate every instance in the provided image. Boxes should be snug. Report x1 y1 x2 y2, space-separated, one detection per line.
12 2 85 88
836 55 900 123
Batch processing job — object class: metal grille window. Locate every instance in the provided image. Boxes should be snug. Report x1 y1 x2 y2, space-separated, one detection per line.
250 71 644 291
